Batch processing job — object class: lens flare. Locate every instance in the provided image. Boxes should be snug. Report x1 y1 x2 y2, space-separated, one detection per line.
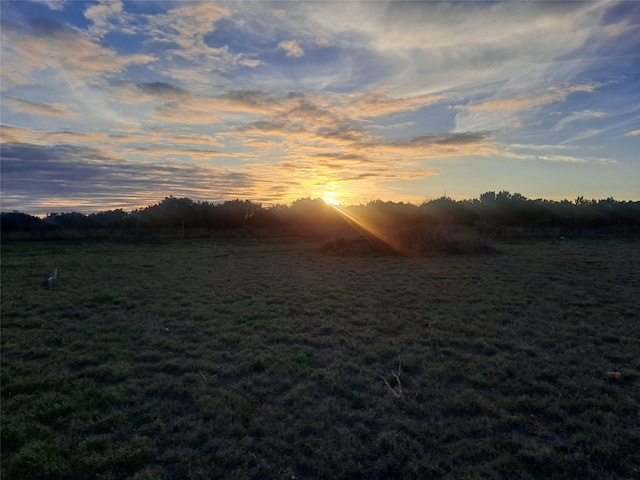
325 202 411 255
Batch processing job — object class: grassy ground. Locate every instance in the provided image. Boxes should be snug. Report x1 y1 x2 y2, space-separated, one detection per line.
1 237 639 479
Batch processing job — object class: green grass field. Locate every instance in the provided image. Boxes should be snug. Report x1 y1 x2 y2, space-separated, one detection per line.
1 237 639 479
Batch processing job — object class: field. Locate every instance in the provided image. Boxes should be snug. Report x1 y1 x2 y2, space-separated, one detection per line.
1 237 639 479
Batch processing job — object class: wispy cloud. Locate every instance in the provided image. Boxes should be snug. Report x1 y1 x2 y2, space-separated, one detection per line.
145 2 231 50
333 90 444 119
4 97 78 119
138 1 261 90
84 0 125 38
1 125 107 146
559 129 606 145
278 40 304 58
454 84 602 132
368 121 417 131
552 110 607 131
456 85 601 114
503 149 616 165
0 16 154 90
30 0 68 11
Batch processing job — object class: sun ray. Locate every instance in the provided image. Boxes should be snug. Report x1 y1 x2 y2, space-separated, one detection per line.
325 203 411 255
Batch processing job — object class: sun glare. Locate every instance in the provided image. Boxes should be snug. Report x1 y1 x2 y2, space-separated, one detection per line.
323 196 340 206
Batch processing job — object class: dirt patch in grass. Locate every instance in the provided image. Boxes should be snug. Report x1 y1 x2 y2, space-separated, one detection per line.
2 237 639 479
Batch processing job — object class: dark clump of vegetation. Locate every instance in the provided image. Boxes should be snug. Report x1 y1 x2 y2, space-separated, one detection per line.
2 192 639 244
2 238 639 479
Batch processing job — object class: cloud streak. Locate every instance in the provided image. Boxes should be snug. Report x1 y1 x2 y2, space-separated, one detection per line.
4 97 78 119
552 110 607 131
454 84 603 132
0 142 258 214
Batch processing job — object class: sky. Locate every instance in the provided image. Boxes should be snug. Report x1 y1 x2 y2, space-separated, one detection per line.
1 0 639 215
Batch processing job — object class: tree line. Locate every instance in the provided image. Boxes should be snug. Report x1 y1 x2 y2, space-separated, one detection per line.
2 192 639 239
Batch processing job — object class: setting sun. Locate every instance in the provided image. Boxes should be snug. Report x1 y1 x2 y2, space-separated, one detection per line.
323 195 340 206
